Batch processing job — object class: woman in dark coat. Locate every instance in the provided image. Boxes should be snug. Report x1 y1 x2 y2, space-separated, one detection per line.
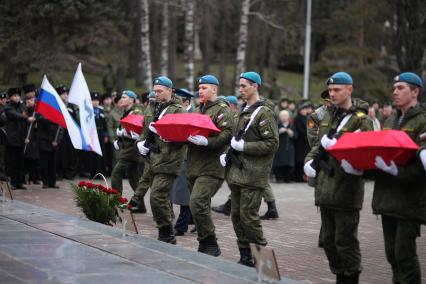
273 110 296 183
293 103 311 182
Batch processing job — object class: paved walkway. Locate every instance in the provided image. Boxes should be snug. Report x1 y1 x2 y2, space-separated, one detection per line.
6 179 426 284
0 199 297 284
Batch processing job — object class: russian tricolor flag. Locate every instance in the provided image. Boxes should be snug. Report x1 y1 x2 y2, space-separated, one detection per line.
35 76 87 151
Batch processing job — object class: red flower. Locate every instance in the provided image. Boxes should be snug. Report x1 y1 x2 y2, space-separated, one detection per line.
118 197 128 204
86 183 95 189
109 188 119 195
78 181 86 187
127 204 133 209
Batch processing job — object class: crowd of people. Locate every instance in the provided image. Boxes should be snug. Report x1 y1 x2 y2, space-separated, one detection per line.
0 69 425 284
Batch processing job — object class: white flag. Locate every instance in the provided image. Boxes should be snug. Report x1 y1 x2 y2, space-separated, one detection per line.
68 63 102 156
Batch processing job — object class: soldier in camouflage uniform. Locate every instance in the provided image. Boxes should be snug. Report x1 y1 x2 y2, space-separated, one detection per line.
128 91 156 214
137 77 185 244
110 90 143 193
352 72 425 284
304 72 373 283
223 72 278 267
186 75 232 256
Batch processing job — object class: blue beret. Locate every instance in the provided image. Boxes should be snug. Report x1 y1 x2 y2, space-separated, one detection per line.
153 76 173 88
199 75 219 86
122 90 137 99
175 88 193 98
147 91 155 99
225 95 238 106
326 72 353 85
240 71 262 86
393 72 423 89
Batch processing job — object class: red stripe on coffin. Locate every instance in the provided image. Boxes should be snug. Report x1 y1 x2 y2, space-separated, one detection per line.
153 113 220 142
120 114 144 135
328 130 419 170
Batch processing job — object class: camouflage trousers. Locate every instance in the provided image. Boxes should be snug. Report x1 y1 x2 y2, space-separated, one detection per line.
150 173 177 229
320 208 362 276
382 214 421 284
133 161 152 199
189 176 223 240
226 183 275 203
229 183 267 249
110 159 141 193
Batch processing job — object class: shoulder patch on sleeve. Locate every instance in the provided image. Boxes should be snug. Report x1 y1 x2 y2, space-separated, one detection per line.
217 113 224 121
259 119 269 127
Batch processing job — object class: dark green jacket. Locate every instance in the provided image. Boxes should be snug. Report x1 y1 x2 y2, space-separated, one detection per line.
227 99 279 188
187 98 233 179
366 104 426 224
141 97 186 175
117 106 143 163
305 99 373 210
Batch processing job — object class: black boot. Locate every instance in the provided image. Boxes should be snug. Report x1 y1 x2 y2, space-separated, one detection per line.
238 248 255 267
343 273 359 284
158 225 176 244
198 235 221 257
129 196 147 214
336 274 344 284
260 201 279 220
211 199 231 216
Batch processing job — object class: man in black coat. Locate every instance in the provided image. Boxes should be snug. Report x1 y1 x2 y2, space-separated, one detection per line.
5 88 35 189
89 91 108 177
37 113 62 188
0 92 8 181
56 85 79 180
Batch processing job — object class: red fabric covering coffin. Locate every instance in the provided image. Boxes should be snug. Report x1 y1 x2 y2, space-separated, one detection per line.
120 114 144 135
153 113 220 142
328 130 419 170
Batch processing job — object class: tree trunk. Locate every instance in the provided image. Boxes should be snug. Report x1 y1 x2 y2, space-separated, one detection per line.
160 1 169 75
140 0 152 91
184 0 195 92
168 8 177 80
234 0 251 96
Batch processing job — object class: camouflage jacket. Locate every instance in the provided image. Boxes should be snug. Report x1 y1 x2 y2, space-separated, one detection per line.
366 104 426 224
141 97 186 175
226 99 279 188
187 98 233 179
305 99 373 210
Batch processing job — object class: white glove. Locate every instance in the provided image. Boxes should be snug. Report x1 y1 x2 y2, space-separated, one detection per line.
130 131 139 140
219 153 227 167
137 140 150 156
303 160 317 178
116 128 124 137
188 135 208 146
113 140 120 150
375 156 398 176
321 135 337 150
420 149 426 172
148 122 157 134
231 137 244 152
341 159 363 176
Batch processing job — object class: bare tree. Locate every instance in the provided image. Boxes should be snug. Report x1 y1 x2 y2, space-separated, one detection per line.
140 0 152 90
160 1 169 75
234 0 251 96
184 0 195 91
